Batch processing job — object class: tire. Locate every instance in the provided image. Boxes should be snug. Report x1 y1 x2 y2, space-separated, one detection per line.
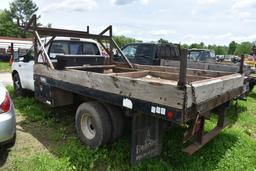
3 133 16 149
75 101 112 148
249 81 256 92
103 104 124 142
13 73 25 97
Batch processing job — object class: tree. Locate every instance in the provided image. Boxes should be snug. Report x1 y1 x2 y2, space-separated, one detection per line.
113 35 141 47
0 10 21 37
9 0 39 37
207 44 228 55
214 46 228 55
228 41 237 55
157 38 169 44
189 42 205 49
181 44 189 49
234 42 253 55
9 0 39 25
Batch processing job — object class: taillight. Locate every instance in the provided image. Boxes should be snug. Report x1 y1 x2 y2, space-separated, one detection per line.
0 92 11 114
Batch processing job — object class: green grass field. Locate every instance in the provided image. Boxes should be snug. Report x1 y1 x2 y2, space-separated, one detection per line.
0 61 11 72
3 86 256 171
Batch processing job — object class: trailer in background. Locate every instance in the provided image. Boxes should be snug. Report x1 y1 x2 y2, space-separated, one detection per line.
0 36 32 61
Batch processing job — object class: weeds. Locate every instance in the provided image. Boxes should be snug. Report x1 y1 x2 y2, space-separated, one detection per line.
4 87 256 171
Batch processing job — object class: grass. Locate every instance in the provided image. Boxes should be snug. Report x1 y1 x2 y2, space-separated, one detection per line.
0 61 11 72
3 86 256 171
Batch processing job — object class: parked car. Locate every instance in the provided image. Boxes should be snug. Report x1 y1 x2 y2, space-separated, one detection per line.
12 37 103 96
216 55 225 62
114 42 180 65
0 83 16 149
0 48 8 61
188 49 216 62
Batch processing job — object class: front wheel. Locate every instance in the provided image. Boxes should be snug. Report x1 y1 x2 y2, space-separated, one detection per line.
13 73 25 97
75 101 112 148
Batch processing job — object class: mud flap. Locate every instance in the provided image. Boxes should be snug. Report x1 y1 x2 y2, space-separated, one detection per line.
131 113 163 164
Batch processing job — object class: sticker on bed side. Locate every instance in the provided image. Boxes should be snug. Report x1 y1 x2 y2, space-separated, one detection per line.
123 98 133 109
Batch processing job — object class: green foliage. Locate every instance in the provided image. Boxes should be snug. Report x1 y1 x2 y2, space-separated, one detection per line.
190 42 206 49
9 0 39 26
0 0 39 37
158 38 169 44
0 61 11 72
214 45 228 55
113 35 141 48
5 86 256 171
228 41 237 55
7 87 52 122
181 44 189 49
234 42 253 55
0 9 21 37
13 153 75 171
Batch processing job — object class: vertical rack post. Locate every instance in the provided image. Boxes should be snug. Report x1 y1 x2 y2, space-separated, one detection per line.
178 49 188 89
33 15 38 63
109 25 113 64
239 54 244 74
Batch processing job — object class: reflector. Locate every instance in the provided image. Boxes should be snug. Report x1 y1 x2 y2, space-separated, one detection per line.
167 111 174 120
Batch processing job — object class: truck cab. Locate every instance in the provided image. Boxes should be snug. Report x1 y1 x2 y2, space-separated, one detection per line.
12 37 102 96
187 49 216 62
114 42 180 65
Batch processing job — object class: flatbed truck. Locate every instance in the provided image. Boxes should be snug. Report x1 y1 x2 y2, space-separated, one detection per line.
17 15 245 164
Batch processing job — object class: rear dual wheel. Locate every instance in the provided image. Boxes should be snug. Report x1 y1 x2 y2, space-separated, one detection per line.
75 101 124 148
76 101 111 147
13 73 26 97
103 104 124 142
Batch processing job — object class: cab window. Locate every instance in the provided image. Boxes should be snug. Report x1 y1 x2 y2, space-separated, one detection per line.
83 43 100 55
49 41 100 58
122 45 138 59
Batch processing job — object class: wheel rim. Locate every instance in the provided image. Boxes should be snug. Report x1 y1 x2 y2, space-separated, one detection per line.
14 75 21 93
80 113 96 140
14 80 20 90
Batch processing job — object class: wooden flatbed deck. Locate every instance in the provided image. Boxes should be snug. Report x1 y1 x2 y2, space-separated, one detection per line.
35 63 244 120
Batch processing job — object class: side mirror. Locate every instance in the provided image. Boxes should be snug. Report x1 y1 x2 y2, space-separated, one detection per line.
19 57 24 61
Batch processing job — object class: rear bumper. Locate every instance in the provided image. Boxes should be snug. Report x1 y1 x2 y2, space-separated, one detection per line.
0 104 16 144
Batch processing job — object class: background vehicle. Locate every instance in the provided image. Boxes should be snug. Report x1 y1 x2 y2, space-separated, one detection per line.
114 42 180 65
0 37 33 61
0 48 8 61
11 37 102 96
0 83 16 149
187 49 216 62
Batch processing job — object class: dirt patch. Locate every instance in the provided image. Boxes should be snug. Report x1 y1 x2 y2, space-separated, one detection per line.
0 115 57 171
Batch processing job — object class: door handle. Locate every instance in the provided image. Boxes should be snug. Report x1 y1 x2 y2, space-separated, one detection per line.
19 64 21 67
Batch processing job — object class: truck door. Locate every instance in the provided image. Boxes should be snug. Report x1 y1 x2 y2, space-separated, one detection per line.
20 51 35 91
22 60 34 91
135 44 155 65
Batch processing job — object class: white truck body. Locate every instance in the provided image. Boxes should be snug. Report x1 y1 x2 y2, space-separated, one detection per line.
12 37 102 92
